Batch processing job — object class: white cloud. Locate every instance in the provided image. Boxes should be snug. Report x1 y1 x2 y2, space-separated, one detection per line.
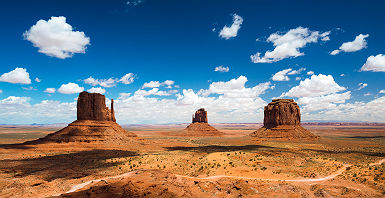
0 96 76 124
251 27 330 63
295 77 301 81
280 74 352 114
44 88 56 93
307 71 314 75
214 65 230 72
119 73 135 84
84 73 136 87
272 68 292 81
164 80 174 86
35 77 41 82
199 76 271 98
357 82 368 90
379 90 385 94
330 34 369 55
0 89 2 94
0 68 31 84
87 87 106 94
115 76 271 124
219 14 243 39
163 80 175 88
134 88 172 96
360 54 385 72
271 68 305 81
58 82 84 94
23 16 90 59
340 74 345 77
302 96 385 122
22 86 36 91
282 74 346 98
142 81 160 88
84 77 117 87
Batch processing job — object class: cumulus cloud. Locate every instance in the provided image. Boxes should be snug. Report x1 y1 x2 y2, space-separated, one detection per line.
119 73 135 84
142 81 160 88
271 68 305 81
0 96 76 124
142 80 176 89
58 82 84 94
0 89 2 94
87 87 106 94
134 88 172 96
280 74 351 113
357 82 368 90
0 68 31 84
272 69 292 81
250 27 330 63
282 74 346 98
44 88 56 93
379 90 385 94
219 14 243 39
23 16 90 59
84 73 136 87
84 77 117 88
302 96 385 122
214 66 230 72
360 54 385 72
307 71 314 75
115 76 271 124
330 34 369 55
35 78 41 82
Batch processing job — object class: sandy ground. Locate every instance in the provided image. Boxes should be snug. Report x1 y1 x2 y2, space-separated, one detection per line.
0 124 385 197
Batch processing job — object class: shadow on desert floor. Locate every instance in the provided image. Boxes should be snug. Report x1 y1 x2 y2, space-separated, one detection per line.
0 149 138 182
164 144 281 153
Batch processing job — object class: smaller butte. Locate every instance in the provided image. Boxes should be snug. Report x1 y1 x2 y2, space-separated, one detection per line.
32 91 137 143
181 108 224 136
250 99 318 139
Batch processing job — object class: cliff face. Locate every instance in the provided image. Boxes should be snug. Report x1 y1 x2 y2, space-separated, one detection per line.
192 108 208 123
77 91 116 122
251 99 318 139
263 99 300 128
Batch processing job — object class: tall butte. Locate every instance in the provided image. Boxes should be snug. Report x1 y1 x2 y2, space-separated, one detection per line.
182 108 224 136
250 99 318 139
35 91 136 143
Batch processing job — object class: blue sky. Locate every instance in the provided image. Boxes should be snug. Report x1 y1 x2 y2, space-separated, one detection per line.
0 0 384 124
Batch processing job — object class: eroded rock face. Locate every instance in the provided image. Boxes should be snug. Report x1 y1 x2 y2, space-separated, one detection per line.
263 99 300 128
192 108 208 123
250 99 318 139
77 91 116 122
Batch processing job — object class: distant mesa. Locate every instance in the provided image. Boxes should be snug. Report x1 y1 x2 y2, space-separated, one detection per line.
181 108 224 136
250 99 318 139
33 91 137 143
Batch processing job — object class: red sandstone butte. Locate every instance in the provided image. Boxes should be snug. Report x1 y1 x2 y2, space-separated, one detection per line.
181 108 224 136
250 99 318 139
33 91 136 143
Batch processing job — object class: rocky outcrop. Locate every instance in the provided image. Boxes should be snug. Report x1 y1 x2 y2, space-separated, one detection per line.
192 108 208 123
32 91 136 143
77 91 116 122
250 99 318 139
180 108 223 136
263 99 300 128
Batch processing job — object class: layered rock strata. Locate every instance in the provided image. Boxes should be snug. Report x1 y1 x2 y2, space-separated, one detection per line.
34 91 136 143
250 99 318 139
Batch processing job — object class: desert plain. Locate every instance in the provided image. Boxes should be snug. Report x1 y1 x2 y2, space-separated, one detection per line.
0 123 384 197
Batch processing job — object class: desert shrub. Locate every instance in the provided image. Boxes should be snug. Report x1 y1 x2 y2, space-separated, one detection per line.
261 167 267 171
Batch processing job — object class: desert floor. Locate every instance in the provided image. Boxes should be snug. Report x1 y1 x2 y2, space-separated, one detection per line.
0 124 384 197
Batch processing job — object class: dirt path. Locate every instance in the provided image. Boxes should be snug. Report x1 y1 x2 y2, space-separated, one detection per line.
60 158 385 196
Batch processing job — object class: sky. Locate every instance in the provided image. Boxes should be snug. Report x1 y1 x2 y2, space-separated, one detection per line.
0 0 385 124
